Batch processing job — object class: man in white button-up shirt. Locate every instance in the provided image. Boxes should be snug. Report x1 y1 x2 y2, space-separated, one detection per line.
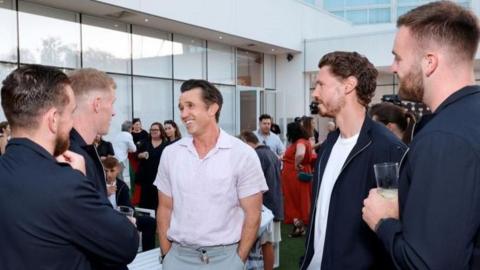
154 79 268 270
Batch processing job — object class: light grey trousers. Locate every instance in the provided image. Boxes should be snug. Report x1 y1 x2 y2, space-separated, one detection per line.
162 242 245 270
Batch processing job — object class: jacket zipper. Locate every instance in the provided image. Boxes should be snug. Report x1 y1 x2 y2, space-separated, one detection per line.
300 140 372 270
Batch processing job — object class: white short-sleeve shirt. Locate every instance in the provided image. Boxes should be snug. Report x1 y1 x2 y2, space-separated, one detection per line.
154 129 268 246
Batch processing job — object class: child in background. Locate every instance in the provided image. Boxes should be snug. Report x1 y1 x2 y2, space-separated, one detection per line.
102 157 157 251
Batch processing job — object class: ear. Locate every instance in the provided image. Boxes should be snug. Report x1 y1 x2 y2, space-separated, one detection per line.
344 76 358 95
207 103 219 118
46 107 59 134
423 53 438 77
92 96 102 113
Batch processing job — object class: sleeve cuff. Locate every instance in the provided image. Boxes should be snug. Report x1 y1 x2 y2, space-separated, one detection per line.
376 218 402 253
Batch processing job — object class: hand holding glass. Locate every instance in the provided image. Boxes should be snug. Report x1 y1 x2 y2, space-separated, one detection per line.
374 162 399 199
116 206 134 217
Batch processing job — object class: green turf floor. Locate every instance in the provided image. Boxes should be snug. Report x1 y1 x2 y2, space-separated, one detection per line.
277 224 306 270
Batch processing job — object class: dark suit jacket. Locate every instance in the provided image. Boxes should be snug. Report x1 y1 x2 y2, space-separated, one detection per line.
377 86 480 269
0 138 139 270
301 116 406 270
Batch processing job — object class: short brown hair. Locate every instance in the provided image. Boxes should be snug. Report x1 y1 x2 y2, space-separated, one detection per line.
1 65 71 129
318 51 378 107
180 79 223 122
68 68 116 98
239 130 259 144
397 1 480 61
102 156 120 169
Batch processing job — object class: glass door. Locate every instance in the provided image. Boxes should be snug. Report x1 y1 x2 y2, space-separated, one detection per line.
236 86 262 134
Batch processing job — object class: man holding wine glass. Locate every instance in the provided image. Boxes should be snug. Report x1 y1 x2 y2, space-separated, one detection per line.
300 51 406 270
362 1 480 269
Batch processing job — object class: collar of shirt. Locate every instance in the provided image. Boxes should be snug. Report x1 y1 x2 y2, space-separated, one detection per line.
7 137 56 162
69 128 88 147
435 85 480 114
178 129 233 159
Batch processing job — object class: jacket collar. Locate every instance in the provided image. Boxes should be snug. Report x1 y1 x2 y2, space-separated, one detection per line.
69 128 88 147
326 113 373 157
414 85 480 136
434 85 480 114
7 137 56 162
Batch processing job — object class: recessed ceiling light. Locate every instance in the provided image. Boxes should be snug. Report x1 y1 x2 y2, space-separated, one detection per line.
144 18 149 22
271 49 275 52
218 36 223 40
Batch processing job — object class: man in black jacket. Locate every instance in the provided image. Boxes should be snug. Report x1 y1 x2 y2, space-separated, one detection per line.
68 68 117 203
0 65 138 270
68 68 134 270
301 52 406 270
363 2 480 269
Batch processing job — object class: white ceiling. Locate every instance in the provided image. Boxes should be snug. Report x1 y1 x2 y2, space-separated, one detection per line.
25 0 298 55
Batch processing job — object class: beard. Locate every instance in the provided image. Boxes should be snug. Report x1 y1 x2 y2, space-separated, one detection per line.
317 88 346 118
398 67 424 102
53 132 70 157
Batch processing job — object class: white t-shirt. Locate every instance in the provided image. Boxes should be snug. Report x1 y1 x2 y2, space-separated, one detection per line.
307 133 359 270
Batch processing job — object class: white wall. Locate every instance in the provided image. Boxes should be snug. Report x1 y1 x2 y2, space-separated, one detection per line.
276 52 309 130
305 30 396 72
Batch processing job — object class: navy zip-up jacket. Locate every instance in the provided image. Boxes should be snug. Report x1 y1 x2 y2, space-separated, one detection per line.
376 86 480 269
301 115 406 270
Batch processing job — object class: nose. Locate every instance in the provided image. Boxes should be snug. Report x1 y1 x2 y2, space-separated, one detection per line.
390 61 398 74
312 84 320 100
180 107 189 121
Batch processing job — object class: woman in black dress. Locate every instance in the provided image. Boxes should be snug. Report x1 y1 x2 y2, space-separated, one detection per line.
131 118 149 145
136 122 168 210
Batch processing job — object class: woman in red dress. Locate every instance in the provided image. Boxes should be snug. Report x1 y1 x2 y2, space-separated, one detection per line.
282 121 314 237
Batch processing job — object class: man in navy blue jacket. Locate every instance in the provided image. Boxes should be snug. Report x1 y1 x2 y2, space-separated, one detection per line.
362 2 480 269
301 51 406 270
0 65 139 270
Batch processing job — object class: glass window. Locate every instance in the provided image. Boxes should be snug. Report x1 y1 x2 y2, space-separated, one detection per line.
237 49 263 87
133 77 173 129
173 34 206 80
346 10 368 24
324 0 344 10
82 15 131 74
207 42 235 84
331 11 345 18
0 63 18 122
0 0 17 62
264 54 276 89
19 2 80 68
397 0 421 4
346 0 390 5
262 90 276 121
397 6 416 17
105 74 132 141
173 81 187 136
132 25 172 78
369 8 390 23
217 85 236 135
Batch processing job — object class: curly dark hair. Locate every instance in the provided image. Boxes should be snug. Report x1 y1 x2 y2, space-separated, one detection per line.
318 51 378 107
